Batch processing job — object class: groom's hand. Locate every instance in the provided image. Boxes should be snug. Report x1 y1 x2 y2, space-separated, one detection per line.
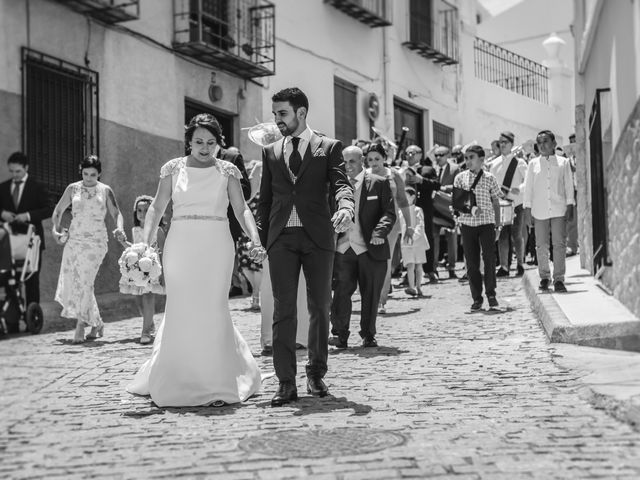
332 208 353 233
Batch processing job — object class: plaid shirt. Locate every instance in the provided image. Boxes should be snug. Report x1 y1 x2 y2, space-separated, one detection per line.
453 169 501 227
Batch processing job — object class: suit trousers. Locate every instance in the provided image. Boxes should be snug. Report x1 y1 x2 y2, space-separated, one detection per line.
498 204 525 270
330 247 387 341
423 216 436 274
432 224 457 271
460 224 497 303
25 248 43 305
268 227 334 383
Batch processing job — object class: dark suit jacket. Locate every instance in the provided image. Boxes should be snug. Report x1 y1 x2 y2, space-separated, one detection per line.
256 133 355 251
438 159 460 189
219 148 251 240
408 164 440 221
337 172 396 261
0 176 52 249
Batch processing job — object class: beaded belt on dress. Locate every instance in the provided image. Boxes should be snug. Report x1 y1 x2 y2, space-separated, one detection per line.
172 215 227 222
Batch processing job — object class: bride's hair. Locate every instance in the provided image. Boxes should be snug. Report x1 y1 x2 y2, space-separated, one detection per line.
185 113 225 148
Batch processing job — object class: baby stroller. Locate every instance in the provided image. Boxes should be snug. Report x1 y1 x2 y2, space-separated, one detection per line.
0 222 44 335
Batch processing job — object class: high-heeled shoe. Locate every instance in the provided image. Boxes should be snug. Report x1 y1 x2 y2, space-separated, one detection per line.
86 325 104 340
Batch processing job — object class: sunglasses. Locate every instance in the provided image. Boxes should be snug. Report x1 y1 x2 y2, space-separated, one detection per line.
434 153 446 157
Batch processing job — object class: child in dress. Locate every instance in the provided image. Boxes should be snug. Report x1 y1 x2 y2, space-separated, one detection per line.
119 195 165 344
400 187 430 297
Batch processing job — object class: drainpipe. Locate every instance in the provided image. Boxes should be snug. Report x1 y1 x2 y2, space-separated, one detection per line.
382 23 392 134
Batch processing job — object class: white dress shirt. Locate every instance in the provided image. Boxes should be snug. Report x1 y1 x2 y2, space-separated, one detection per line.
284 126 313 227
337 170 367 254
489 154 527 206
523 154 575 220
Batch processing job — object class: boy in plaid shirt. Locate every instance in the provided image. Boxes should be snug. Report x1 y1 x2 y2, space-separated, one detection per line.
453 145 503 311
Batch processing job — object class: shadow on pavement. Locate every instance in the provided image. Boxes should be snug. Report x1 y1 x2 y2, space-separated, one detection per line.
330 345 409 357
254 395 373 417
122 402 246 418
378 307 421 318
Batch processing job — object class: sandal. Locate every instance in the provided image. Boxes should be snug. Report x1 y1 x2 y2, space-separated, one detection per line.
86 325 104 340
140 333 152 345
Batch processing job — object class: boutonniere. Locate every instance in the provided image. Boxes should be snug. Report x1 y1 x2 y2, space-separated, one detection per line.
313 148 326 157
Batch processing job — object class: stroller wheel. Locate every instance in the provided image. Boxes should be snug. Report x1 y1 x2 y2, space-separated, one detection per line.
26 303 44 334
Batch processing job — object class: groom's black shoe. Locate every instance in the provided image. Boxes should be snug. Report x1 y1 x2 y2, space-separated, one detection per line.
306 377 328 397
271 382 298 407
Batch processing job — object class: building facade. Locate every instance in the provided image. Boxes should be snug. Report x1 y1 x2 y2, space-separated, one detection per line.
0 0 271 299
573 0 640 319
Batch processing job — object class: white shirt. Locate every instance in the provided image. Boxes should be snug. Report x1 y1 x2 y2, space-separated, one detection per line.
337 170 367 254
489 154 527 206
284 126 313 227
523 154 575 220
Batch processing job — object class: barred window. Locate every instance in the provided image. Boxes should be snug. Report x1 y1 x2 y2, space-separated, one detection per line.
432 120 454 149
22 48 98 197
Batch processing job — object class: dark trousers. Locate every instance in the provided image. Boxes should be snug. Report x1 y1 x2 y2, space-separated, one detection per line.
330 248 387 341
25 247 43 305
268 227 334 383
460 224 497 303
423 216 435 274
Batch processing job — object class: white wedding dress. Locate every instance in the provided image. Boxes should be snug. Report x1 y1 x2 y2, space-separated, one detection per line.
127 157 262 407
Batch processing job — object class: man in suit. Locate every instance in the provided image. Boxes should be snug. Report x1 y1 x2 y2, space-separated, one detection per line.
0 152 52 306
257 87 355 407
329 146 395 349
404 145 441 282
218 145 251 297
433 146 460 279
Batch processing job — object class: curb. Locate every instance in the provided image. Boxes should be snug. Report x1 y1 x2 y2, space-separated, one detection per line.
522 270 640 351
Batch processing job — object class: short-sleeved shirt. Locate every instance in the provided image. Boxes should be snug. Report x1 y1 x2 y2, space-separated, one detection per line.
453 169 501 227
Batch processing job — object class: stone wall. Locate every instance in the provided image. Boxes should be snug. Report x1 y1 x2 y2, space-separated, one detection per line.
601 97 640 319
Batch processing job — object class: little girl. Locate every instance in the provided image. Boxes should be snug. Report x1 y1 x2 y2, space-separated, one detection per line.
400 187 430 297
119 195 166 344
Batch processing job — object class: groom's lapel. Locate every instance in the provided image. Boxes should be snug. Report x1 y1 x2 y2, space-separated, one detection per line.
273 138 292 183
297 133 322 180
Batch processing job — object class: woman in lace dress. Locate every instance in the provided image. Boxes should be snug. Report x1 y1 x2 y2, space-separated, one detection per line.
127 114 266 407
52 156 126 344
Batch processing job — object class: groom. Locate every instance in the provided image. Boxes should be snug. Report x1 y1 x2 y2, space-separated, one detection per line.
257 87 355 407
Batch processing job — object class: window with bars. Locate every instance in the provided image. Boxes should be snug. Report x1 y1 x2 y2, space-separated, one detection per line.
334 77 358 147
22 48 99 197
432 120 454 149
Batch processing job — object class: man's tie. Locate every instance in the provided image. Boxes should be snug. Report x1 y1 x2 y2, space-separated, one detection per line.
289 137 302 176
12 180 23 209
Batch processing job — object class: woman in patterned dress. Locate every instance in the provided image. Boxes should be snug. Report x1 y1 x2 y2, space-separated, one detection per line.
52 156 126 344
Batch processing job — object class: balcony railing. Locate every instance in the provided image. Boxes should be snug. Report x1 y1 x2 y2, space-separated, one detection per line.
403 7 459 65
474 37 549 103
173 0 275 78
325 0 391 28
54 0 140 23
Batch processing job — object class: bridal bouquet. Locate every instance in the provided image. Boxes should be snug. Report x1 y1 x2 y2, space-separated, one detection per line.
118 243 162 288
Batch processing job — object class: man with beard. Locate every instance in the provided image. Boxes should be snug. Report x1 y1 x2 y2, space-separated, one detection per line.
257 87 355 407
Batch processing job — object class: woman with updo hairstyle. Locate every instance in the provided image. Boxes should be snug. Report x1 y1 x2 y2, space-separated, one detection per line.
52 155 126 343
126 113 264 407
365 143 415 314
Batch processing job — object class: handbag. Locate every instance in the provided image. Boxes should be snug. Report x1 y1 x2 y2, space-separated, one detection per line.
452 170 483 214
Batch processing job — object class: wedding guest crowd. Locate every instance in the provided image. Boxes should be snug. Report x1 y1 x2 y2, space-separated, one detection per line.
3 113 576 351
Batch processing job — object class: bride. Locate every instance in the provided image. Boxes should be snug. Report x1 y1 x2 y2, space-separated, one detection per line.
127 114 266 407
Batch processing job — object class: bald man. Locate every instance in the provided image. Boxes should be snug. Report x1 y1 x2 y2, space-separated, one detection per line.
329 146 396 348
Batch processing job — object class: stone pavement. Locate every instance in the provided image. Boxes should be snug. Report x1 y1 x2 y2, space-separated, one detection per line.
2 272 640 479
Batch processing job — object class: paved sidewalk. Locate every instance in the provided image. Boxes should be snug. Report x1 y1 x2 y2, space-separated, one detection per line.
1 274 640 479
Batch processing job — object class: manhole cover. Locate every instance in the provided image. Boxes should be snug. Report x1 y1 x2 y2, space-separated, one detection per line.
238 428 406 458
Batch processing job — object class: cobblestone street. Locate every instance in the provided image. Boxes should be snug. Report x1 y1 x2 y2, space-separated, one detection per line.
1 273 640 479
